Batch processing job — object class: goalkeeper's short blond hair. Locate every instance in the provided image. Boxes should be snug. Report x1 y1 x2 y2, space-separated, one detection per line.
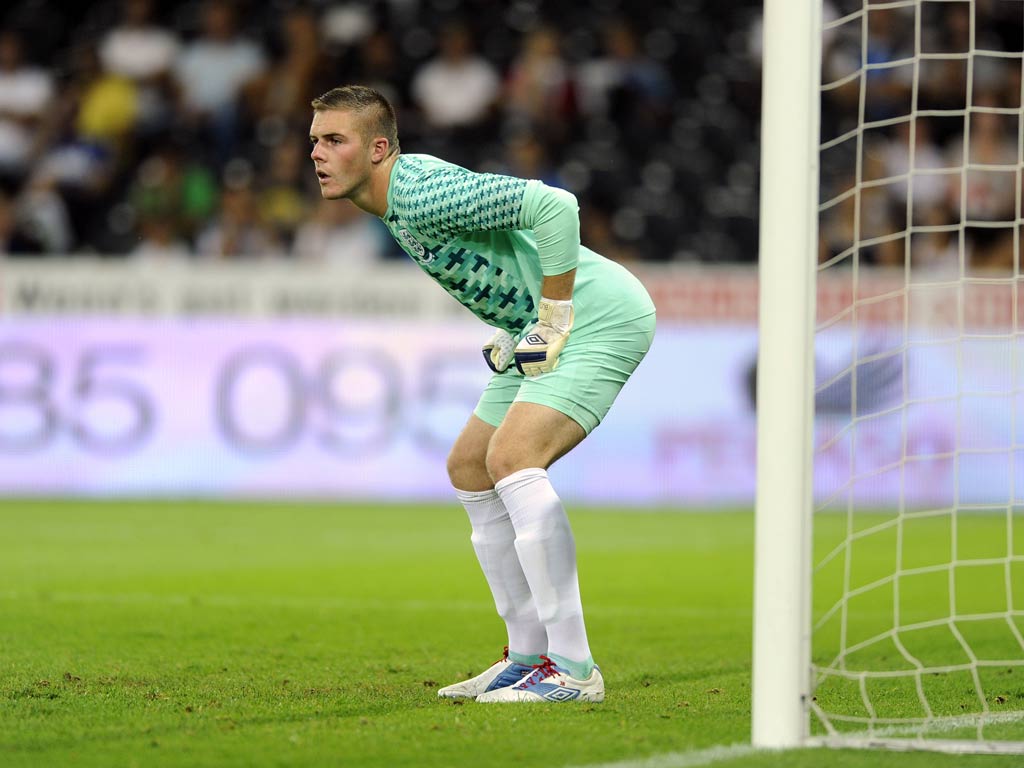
311 85 399 153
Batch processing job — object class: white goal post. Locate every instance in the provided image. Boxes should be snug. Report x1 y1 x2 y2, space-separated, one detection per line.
751 0 821 750
754 0 1024 754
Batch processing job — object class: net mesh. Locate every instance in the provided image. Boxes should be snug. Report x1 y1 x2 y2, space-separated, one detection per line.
811 0 1024 749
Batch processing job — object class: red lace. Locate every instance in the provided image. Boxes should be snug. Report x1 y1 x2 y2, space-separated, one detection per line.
520 654 559 688
494 645 510 665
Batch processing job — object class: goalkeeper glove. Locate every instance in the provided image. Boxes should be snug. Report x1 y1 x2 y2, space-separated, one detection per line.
482 328 516 373
514 298 574 376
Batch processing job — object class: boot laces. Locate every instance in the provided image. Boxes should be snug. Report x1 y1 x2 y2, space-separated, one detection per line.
518 654 560 688
493 645 510 665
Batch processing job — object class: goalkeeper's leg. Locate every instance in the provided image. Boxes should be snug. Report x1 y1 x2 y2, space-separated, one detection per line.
485 403 598 686
439 415 546 698
471 302 655 701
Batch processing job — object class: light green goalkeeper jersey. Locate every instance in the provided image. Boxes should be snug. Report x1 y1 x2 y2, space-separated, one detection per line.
381 153 654 337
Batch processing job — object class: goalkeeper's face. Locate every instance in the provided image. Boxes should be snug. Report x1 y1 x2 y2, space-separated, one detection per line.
309 109 377 201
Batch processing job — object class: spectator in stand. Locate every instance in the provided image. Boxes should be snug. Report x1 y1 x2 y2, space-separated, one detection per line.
173 0 267 168
291 196 390 266
195 162 276 258
499 132 565 189
575 20 673 156
875 118 949 221
862 7 914 122
243 5 332 143
348 30 407 113
579 204 640 264
860 153 903 267
940 2 1004 68
0 187 44 256
16 173 74 254
909 202 959 275
30 41 139 251
915 4 1004 122
0 30 55 190
73 47 140 153
127 142 218 250
257 139 313 250
503 25 577 148
818 170 900 268
944 90 1019 271
130 211 192 260
410 20 501 161
98 0 181 146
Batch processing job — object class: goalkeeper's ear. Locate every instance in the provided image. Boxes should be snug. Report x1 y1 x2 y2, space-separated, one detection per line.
369 135 393 163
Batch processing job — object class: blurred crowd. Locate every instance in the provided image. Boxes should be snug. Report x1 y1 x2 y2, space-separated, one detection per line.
0 0 719 263
0 0 1019 268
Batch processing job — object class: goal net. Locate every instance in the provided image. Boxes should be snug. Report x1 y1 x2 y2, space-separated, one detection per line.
752 0 1024 754
809 0 1024 752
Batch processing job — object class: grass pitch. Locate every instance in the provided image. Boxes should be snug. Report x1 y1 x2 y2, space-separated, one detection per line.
1 500 1023 768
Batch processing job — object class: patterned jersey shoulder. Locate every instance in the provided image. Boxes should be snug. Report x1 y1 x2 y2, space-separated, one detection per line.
389 154 529 244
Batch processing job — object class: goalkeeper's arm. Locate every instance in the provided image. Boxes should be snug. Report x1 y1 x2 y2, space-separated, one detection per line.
511 182 580 376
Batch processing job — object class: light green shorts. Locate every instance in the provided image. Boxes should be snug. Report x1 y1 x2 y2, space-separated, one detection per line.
473 311 657 435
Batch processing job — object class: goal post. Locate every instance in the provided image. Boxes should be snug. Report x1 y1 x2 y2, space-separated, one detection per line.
754 0 1024 754
751 0 821 750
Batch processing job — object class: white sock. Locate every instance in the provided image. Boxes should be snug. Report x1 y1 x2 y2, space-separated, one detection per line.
455 488 547 660
494 468 593 666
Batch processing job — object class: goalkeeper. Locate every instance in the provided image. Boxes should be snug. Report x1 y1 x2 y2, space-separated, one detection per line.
310 85 655 703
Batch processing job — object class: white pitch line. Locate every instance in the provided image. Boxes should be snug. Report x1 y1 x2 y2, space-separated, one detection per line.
569 743 758 768
571 710 1024 767
808 709 1024 754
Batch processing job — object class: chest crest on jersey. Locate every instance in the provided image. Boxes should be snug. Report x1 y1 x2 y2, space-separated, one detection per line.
397 228 434 263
